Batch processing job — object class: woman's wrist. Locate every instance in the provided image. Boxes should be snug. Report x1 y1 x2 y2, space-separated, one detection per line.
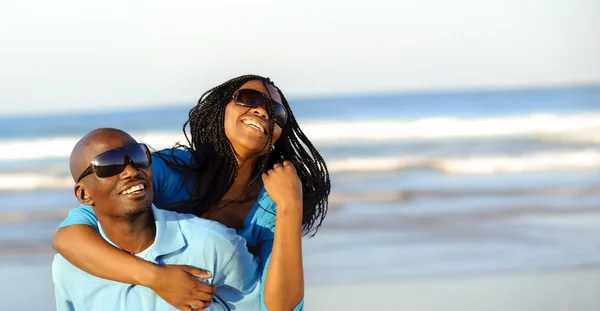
134 259 162 287
276 201 302 215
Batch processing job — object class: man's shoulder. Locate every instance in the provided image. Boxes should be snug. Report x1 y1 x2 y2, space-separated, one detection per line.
179 214 246 248
156 207 248 251
52 254 96 278
52 254 86 287
52 254 72 273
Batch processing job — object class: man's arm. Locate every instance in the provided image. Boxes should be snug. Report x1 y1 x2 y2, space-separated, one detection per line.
52 256 76 311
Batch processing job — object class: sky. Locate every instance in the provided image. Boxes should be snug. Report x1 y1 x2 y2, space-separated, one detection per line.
0 0 599 116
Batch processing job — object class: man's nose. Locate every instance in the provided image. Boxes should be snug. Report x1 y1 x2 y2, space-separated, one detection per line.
119 163 140 179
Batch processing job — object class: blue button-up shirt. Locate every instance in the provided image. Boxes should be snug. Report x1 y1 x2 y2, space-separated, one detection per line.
52 206 261 311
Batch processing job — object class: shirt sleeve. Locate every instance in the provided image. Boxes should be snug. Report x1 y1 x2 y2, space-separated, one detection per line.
57 205 98 229
52 256 76 311
208 229 262 311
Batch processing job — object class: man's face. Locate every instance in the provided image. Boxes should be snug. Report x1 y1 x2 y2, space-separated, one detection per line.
77 131 153 218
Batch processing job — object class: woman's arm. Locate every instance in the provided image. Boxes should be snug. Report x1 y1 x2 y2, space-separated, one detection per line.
53 206 160 285
52 208 215 310
263 203 305 311
53 224 157 284
261 161 305 311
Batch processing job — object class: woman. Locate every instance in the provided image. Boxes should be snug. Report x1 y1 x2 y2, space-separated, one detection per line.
52 75 330 311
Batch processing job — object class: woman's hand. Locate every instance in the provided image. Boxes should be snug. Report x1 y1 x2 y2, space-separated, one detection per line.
148 264 215 311
262 161 303 212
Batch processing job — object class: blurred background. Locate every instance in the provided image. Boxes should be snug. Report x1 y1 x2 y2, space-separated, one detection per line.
1 0 599 310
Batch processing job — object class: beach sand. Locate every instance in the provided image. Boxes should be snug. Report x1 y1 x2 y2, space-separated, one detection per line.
305 267 600 311
2 200 600 310
1 257 599 311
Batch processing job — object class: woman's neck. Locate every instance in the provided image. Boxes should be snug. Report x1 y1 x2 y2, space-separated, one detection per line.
222 156 259 202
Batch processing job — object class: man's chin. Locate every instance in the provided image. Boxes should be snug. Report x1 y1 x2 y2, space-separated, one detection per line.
124 204 152 217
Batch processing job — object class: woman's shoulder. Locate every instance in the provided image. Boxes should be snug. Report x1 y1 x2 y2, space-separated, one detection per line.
238 188 278 245
149 147 193 187
152 147 193 162
150 147 196 208
150 148 196 173
248 187 278 224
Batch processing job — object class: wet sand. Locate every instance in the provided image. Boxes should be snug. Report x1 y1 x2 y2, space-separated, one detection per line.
1 201 600 310
1 258 599 311
305 267 600 311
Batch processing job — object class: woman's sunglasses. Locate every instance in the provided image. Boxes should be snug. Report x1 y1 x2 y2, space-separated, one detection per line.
76 143 152 183
233 89 288 127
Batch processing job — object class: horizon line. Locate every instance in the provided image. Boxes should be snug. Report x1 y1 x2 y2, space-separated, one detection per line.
2 82 598 119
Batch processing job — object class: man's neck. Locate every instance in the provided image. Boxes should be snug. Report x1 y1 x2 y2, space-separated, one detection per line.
97 209 156 255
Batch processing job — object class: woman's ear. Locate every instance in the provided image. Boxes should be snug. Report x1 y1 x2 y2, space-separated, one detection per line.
74 183 93 206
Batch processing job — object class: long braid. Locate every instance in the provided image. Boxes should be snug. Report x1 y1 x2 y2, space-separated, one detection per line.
266 87 331 236
157 74 331 236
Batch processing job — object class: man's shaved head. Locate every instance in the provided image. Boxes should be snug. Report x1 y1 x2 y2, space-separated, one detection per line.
70 127 153 218
70 128 135 182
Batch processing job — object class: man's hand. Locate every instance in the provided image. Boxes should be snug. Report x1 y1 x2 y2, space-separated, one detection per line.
148 264 215 311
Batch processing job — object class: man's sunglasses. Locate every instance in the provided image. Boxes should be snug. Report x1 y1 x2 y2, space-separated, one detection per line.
233 89 288 127
76 143 152 183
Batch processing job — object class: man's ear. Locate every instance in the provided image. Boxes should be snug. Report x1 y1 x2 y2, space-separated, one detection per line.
74 183 93 206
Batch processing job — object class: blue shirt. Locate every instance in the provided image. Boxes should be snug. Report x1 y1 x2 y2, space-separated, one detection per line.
53 206 261 311
58 148 304 311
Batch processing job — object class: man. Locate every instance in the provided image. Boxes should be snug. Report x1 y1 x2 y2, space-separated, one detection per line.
52 128 261 310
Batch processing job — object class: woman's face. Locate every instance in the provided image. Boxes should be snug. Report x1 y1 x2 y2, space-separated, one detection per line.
224 80 284 159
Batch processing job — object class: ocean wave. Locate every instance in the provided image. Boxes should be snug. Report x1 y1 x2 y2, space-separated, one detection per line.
3 186 600 223
303 113 600 142
0 113 599 162
1 150 599 191
0 174 73 191
326 150 600 174
0 132 186 161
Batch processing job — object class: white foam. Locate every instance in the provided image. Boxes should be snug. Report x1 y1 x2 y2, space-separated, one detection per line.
551 131 600 143
327 150 600 175
0 113 599 162
0 174 73 191
300 113 600 142
2 150 599 191
0 131 187 161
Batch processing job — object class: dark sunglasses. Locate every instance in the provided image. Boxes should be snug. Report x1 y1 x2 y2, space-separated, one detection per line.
233 89 288 127
76 143 152 183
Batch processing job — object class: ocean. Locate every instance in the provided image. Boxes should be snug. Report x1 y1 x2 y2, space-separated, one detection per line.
2 85 599 208
1 85 600 290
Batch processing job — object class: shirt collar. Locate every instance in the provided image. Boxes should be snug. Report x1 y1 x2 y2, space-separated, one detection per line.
97 205 187 260
148 205 187 259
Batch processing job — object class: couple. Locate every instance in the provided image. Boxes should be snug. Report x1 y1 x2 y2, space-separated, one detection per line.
51 75 331 311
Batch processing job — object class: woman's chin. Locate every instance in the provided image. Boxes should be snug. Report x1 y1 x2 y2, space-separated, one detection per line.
232 144 270 160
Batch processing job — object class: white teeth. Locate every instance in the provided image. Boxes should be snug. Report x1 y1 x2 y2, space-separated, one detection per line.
122 184 144 195
243 119 265 132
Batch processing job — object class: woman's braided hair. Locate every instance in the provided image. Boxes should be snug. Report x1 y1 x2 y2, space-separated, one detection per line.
158 74 330 236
